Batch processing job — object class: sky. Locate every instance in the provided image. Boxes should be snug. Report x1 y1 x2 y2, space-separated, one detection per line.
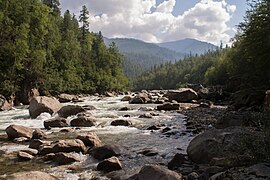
60 0 248 45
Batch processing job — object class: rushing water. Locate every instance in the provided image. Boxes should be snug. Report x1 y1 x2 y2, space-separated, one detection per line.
0 95 194 179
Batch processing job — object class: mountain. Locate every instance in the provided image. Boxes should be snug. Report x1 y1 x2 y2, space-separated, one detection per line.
104 38 185 77
157 38 217 55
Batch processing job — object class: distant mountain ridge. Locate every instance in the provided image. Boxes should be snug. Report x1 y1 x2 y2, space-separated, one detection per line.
157 38 217 55
104 37 217 78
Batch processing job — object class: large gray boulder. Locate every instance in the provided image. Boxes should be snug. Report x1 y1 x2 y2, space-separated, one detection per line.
6 125 33 140
164 88 198 103
6 171 58 180
187 127 262 164
128 165 183 180
29 96 62 118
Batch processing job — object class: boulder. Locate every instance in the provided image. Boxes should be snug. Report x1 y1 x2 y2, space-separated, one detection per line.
215 111 261 129
70 116 96 127
44 117 68 129
0 95 12 111
168 153 188 170
89 145 122 160
97 156 122 172
29 139 52 150
77 132 102 148
129 93 150 104
32 129 47 140
20 148 38 156
164 88 198 103
6 171 58 180
58 93 78 103
17 151 34 161
57 105 85 118
111 119 132 126
157 103 180 111
29 96 62 118
53 152 80 165
6 125 33 140
121 96 131 101
128 165 183 180
187 127 262 164
39 139 86 155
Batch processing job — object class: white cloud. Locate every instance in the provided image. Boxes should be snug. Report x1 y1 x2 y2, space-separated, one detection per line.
60 0 236 45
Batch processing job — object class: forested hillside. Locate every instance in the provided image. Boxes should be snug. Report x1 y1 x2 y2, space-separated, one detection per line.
133 0 270 92
104 38 185 77
0 0 128 101
157 38 217 55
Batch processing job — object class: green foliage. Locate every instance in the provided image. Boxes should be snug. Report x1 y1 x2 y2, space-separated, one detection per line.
0 1 128 100
241 111 270 163
132 49 227 90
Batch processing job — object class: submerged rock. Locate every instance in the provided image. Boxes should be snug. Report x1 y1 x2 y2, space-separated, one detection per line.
128 164 183 180
6 171 58 180
6 125 33 140
29 96 62 118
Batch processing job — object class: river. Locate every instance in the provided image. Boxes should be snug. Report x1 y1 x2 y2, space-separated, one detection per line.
0 95 194 179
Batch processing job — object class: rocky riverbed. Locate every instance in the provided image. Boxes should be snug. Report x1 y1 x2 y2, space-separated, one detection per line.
0 89 269 180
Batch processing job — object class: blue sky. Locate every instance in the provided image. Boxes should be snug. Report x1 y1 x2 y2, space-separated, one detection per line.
60 0 249 45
